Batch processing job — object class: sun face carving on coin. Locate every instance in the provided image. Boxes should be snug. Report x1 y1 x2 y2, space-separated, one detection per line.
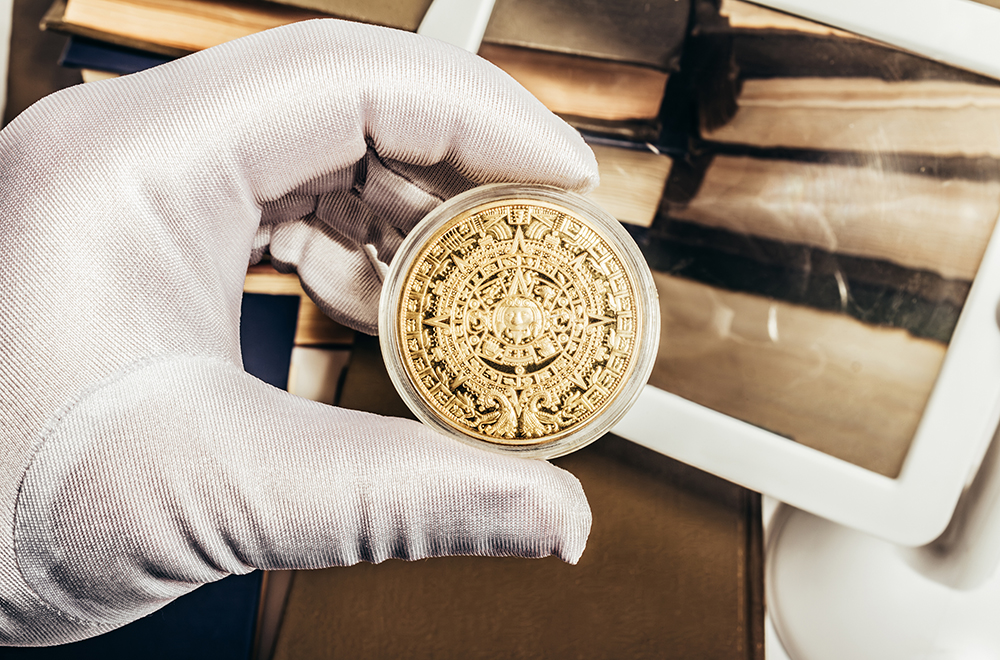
394 197 644 448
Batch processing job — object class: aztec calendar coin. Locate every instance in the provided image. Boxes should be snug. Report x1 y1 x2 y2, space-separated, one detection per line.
379 184 659 459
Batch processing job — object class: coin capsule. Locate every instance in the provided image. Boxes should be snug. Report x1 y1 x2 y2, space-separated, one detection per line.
380 185 658 459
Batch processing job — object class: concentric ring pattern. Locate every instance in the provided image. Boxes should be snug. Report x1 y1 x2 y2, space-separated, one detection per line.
396 198 642 447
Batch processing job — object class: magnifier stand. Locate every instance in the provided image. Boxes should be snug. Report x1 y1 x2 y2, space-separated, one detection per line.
767 421 1000 659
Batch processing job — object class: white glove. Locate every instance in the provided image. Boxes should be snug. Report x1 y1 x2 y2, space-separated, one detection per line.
0 19 597 646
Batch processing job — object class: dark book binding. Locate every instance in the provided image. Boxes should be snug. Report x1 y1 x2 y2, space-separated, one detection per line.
59 35 171 74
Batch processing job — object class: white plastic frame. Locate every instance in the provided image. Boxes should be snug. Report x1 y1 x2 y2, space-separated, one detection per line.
613 0 1000 547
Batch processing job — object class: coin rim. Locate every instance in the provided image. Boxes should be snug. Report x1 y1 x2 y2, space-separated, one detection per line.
379 184 660 459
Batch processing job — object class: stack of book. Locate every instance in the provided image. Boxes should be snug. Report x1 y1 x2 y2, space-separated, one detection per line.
638 0 1000 478
243 263 354 408
40 0 682 229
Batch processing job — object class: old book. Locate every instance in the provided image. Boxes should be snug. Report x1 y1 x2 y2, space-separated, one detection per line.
476 43 667 123
586 139 672 228
244 264 354 408
634 218 969 343
60 0 326 53
660 153 1000 281
648 270 945 479
43 0 687 127
478 0 685 123
42 0 190 57
267 333 764 660
692 0 1000 155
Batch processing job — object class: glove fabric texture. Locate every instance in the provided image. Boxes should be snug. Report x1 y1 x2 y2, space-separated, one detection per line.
0 19 597 646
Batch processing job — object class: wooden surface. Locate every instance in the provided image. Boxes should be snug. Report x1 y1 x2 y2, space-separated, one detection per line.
269 334 764 660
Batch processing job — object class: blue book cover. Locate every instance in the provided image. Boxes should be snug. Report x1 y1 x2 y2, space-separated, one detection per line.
59 36 173 75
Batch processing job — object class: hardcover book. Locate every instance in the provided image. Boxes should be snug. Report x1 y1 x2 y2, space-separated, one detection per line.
42 0 690 129
692 0 1000 156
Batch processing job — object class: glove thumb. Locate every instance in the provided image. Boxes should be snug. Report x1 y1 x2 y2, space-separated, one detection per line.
14 354 591 639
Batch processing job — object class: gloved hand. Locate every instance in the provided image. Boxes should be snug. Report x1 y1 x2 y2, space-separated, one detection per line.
0 19 597 646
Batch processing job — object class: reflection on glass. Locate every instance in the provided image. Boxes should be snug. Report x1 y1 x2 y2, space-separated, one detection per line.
637 0 1000 477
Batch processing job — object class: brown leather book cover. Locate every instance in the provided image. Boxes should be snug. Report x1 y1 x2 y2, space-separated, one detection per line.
267 334 764 660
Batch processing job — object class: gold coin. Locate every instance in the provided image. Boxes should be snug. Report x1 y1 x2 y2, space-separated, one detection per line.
395 196 644 450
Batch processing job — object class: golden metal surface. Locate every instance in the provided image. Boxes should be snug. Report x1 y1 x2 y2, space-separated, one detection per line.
396 198 642 447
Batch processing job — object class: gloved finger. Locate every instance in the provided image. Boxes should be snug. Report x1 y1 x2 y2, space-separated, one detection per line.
261 151 475 267
268 206 389 332
15 355 591 638
352 149 478 237
266 152 490 333
7 21 597 330
267 151 481 333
